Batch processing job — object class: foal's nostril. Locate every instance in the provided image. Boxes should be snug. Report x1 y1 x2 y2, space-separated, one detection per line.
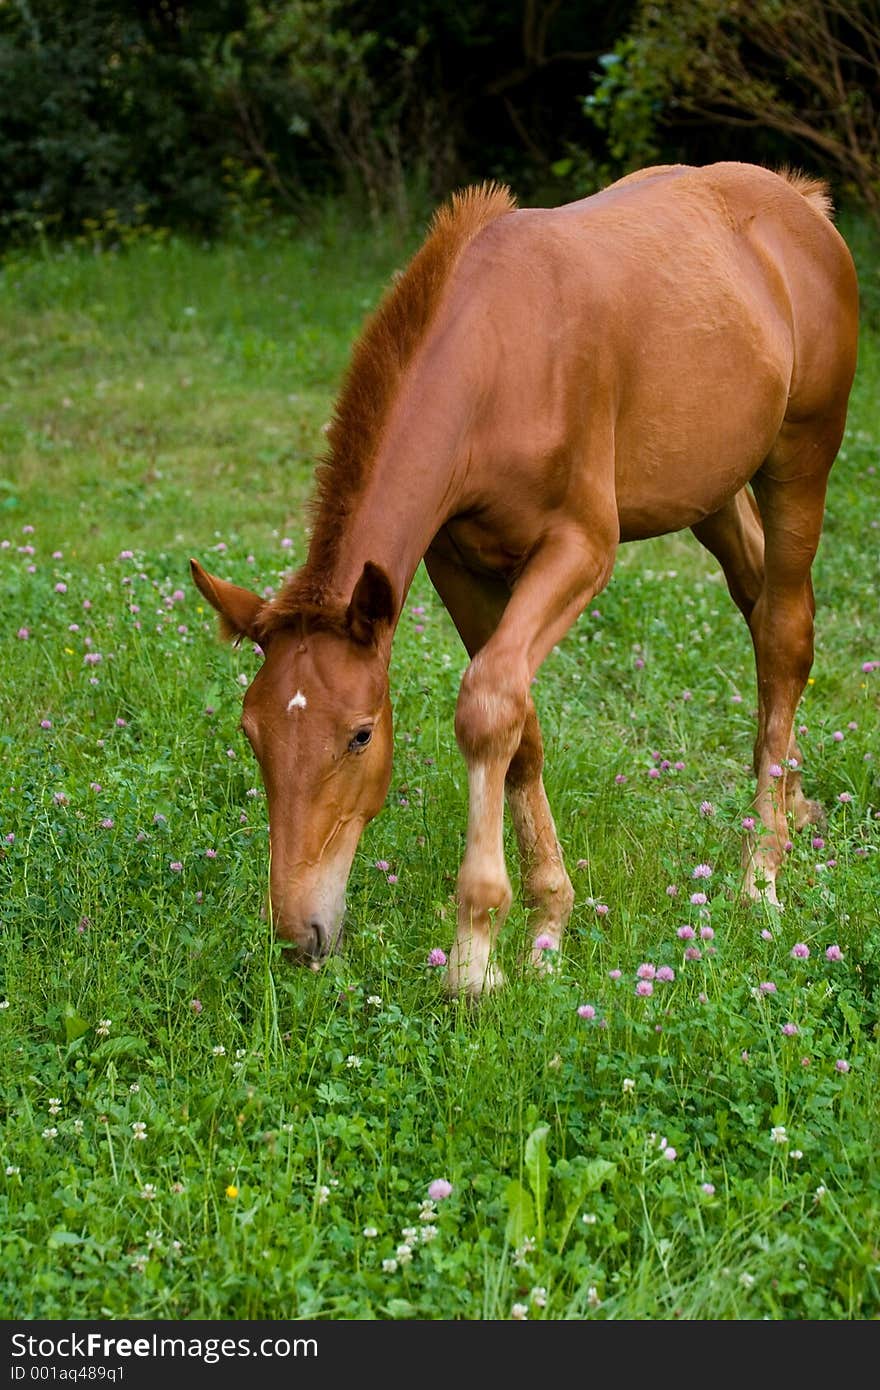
309 920 329 957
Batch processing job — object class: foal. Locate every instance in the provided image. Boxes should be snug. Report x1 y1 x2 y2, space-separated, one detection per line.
192 162 858 996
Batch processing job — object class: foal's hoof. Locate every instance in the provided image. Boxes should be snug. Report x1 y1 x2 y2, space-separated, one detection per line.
528 950 560 979
794 797 826 832
444 959 504 999
742 860 783 910
747 886 784 913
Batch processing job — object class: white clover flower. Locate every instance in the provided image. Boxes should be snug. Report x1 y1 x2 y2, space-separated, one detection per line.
771 1125 788 1144
367 995 382 1007
140 1184 156 1200
96 1019 111 1037
6 1165 20 1175
317 1185 330 1204
212 1044 226 1056
0 1000 9 1010
363 1226 378 1239
420 1225 439 1242
513 1236 536 1267
622 1077 635 1093
42 1127 58 1140
586 1287 601 1309
511 1303 528 1320
531 1287 547 1308
382 1258 398 1273
396 1243 413 1264
401 1226 418 1240
345 1054 362 1069
129 1083 140 1093
740 1272 755 1289
131 1122 147 1140
582 1212 597 1225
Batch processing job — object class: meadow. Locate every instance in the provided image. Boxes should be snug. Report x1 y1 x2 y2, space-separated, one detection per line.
1 202 878 1321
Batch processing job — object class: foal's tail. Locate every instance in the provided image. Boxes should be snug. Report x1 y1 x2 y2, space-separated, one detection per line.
777 167 834 221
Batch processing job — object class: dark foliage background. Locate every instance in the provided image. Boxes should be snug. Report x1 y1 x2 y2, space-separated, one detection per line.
1 0 877 243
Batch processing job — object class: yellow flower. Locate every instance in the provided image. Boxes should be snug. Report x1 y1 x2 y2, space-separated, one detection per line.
225 1184 238 1199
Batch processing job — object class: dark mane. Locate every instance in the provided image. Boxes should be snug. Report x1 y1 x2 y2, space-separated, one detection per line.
259 182 517 634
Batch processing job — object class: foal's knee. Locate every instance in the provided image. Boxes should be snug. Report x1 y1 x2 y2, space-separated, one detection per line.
455 652 529 762
457 865 513 923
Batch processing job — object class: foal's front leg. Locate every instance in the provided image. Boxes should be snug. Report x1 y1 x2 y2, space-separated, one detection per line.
424 545 574 988
447 527 616 997
449 661 521 996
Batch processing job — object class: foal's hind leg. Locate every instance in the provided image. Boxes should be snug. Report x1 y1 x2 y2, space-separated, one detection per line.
740 418 844 904
424 546 574 993
505 697 575 973
692 488 822 836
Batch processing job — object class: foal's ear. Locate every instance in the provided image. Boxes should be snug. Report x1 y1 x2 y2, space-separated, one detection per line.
346 562 396 645
190 559 264 646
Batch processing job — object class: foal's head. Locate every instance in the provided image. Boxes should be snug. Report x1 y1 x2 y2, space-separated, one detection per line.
190 558 395 961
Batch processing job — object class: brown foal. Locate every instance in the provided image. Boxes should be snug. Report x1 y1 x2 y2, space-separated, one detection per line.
192 161 858 997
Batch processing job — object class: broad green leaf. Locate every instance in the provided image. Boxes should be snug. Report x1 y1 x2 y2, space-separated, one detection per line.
839 997 861 1045
524 1123 550 1241
576 1157 618 1193
95 1035 149 1058
504 1179 535 1249
63 1005 90 1045
384 1299 417 1320
48 1230 82 1247
556 1156 618 1253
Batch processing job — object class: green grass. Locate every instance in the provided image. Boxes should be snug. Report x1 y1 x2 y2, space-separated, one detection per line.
1 205 878 1320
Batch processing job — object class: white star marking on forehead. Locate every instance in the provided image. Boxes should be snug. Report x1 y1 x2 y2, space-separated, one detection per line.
287 690 308 712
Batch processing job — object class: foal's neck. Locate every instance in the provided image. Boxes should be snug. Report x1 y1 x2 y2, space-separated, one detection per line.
305 370 474 629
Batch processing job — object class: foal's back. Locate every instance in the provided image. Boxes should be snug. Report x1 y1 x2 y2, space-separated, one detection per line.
444 162 858 542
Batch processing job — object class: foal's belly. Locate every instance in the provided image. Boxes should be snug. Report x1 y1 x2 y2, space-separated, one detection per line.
614 451 766 542
612 357 790 539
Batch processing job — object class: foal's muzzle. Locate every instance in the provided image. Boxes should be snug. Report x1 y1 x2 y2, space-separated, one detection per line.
273 908 344 965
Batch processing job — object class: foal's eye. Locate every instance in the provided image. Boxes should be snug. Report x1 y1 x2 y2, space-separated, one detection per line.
348 727 373 752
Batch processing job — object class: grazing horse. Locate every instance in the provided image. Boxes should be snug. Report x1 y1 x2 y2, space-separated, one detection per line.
191 161 858 997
